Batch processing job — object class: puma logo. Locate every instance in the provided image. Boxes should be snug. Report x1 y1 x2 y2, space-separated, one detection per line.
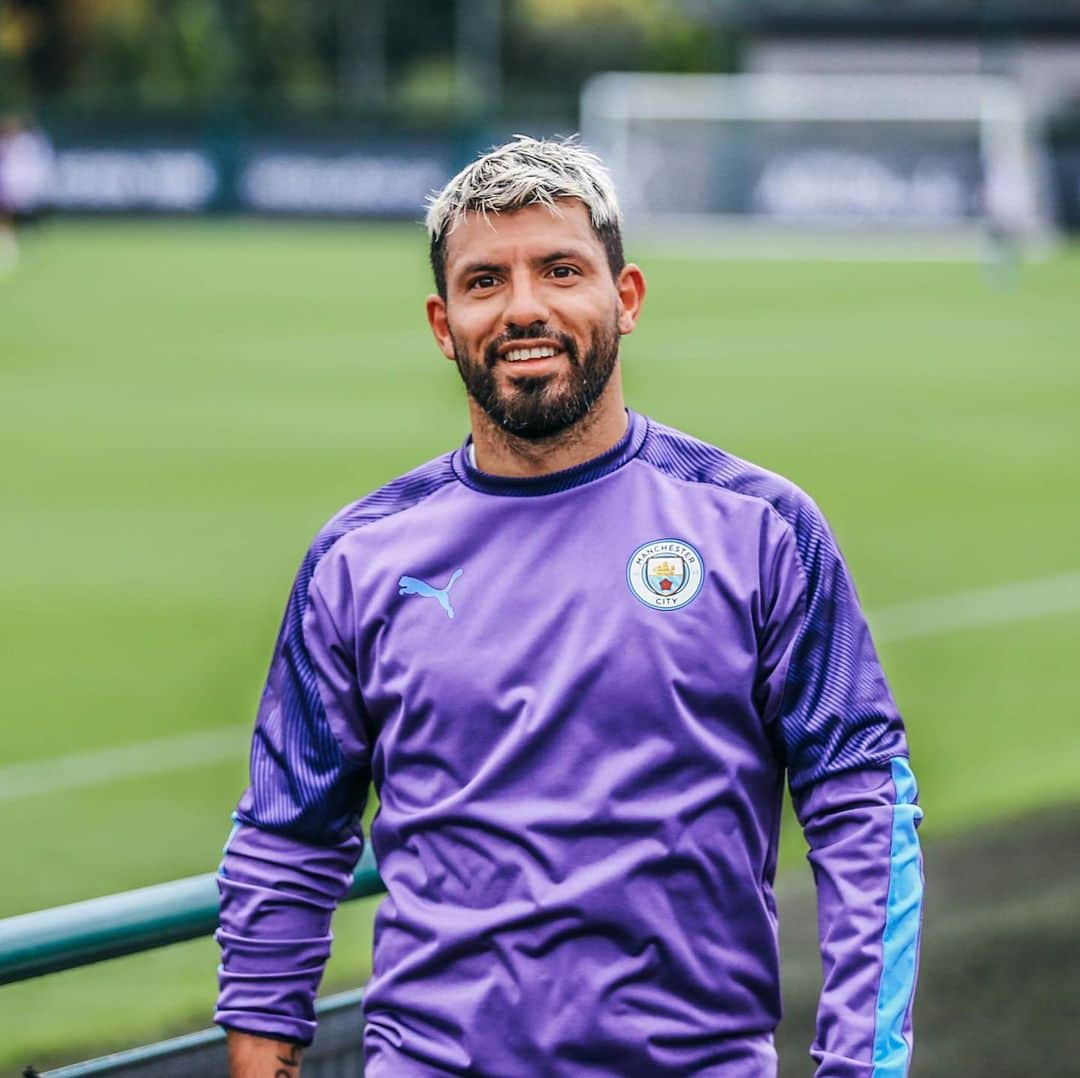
398 569 464 620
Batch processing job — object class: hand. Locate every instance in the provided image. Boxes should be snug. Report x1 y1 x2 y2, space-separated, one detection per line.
226 1030 303 1077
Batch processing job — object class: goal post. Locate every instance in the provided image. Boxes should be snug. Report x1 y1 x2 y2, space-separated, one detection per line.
580 72 1054 255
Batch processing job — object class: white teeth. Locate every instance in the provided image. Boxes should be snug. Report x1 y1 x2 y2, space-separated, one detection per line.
505 346 558 362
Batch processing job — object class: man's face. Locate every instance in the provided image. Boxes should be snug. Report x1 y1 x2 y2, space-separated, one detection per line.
427 200 630 440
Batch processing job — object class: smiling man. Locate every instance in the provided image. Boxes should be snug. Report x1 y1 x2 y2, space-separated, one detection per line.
426 146 643 478
215 136 924 1077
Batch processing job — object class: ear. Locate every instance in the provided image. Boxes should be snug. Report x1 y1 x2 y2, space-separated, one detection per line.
426 294 457 362
615 264 646 335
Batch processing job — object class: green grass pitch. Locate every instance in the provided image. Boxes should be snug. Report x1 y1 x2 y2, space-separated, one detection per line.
1 221 1078 1071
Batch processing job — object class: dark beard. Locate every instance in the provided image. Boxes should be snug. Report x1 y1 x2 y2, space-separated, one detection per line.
453 319 620 441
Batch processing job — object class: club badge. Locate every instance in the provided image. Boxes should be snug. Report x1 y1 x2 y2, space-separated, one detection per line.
626 538 704 611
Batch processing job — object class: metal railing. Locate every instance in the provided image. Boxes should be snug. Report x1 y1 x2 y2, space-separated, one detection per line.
2 846 383 1077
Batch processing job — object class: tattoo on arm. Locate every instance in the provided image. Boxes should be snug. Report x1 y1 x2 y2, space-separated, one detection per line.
274 1042 302 1077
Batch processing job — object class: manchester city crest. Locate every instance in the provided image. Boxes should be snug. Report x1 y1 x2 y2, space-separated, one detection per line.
626 539 704 610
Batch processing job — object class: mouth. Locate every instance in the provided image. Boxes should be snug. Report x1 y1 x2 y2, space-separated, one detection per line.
496 339 567 371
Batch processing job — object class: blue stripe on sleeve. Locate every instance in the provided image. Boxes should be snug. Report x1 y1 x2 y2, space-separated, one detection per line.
872 757 924 1077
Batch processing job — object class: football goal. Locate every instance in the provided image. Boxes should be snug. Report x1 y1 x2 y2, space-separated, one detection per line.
580 72 1054 257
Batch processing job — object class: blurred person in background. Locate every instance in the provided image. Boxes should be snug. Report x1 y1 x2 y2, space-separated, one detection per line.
215 136 924 1078
0 114 54 274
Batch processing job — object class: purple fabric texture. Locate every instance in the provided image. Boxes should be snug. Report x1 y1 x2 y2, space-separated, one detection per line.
216 823 362 1043
793 767 922 1077
215 410 921 1074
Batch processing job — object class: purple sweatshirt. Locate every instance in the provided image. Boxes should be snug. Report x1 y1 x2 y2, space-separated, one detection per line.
216 410 923 1076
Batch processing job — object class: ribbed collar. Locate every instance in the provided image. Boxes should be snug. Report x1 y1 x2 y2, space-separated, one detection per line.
452 410 648 497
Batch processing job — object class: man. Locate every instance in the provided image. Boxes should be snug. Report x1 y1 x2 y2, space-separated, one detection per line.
0 115 54 274
216 136 923 1077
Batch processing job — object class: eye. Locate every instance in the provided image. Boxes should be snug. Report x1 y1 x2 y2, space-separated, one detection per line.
548 265 579 280
468 274 498 291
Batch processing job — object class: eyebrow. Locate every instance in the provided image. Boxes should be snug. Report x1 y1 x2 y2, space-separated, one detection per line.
458 261 508 279
534 249 590 266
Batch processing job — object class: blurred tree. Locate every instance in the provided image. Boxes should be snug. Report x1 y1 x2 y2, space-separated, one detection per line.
241 2 332 109
506 0 731 117
69 0 234 107
520 0 675 29
387 1 456 118
0 0 726 122
2 0 79 104
0 0 33 105
0 0 236 108
332 0 387 110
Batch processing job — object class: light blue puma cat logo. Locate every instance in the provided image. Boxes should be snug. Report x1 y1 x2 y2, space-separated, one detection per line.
398 569 464 620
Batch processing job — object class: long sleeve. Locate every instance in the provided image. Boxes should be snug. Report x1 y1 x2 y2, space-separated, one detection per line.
793 764 923 1078
215 532 372 1044
756 491 924 1077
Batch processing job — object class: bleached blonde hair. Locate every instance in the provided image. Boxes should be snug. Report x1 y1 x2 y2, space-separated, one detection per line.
425 135 625 299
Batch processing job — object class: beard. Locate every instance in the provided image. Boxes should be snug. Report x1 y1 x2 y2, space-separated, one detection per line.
452 317 620 441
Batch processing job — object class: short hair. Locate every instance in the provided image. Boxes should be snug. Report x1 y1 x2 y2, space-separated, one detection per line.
425 135 625 300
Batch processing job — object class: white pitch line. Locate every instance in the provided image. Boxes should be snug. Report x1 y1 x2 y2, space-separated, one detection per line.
869 569 1080 644
2 571 1079 804
0 726 249 804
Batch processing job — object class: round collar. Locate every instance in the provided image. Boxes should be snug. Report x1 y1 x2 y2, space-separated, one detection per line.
452 410 648 497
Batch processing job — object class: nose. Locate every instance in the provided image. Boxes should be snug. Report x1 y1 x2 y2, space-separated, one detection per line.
502 271 549 331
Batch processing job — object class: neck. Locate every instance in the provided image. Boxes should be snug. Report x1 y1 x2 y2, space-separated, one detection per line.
468 378 628 478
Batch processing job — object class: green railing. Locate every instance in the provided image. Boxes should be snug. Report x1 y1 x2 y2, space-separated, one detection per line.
0 845 382 986
2 846 384 1077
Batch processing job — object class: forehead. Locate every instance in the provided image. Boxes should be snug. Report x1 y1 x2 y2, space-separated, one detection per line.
442 199 602 272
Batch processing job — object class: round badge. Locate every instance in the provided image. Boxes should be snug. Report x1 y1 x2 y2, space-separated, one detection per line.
626 538 705 611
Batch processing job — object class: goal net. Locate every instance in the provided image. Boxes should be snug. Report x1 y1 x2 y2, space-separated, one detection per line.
580 73 1053 255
